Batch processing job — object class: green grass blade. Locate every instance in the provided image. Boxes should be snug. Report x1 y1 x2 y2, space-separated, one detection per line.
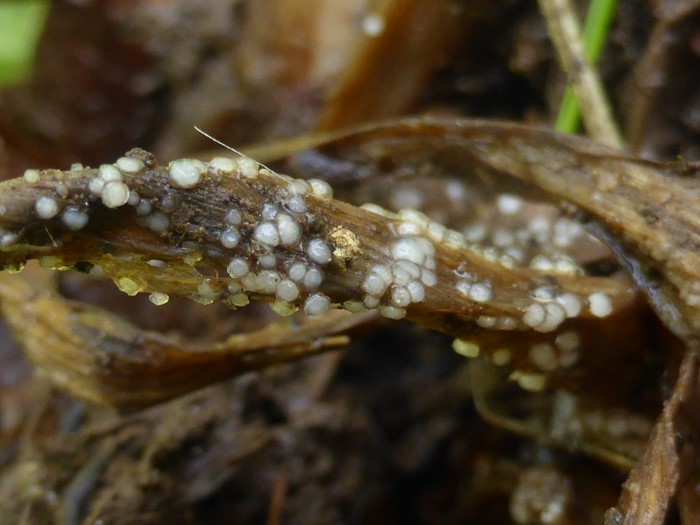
555 0 617 134
0 0 50 87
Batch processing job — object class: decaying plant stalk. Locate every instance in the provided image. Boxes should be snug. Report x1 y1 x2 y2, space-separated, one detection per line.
0 124 641 408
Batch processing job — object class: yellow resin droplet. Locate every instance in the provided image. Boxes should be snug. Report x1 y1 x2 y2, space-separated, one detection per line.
116 277 142 296
270 300 298 317
452 338 480 358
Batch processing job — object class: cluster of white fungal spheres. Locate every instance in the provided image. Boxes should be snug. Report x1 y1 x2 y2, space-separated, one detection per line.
0 146 634 395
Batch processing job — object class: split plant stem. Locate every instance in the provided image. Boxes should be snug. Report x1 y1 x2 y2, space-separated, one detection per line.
539 0 623 148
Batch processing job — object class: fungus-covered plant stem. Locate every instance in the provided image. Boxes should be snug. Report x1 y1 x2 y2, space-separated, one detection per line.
539 0 622 148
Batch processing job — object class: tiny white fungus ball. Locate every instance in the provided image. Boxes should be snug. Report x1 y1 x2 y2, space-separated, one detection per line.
220 228 241 249
23 169 40 183
390 286 412 307
303 266 324 289
362 13 384 36
309 179 333 199
397 222 422 236
286 195 308 213
149 292 170 306
362 273 386 295
496 193 523 215
392 266 411 286
469 283 493 303
101 181 130 208
35 196 59 219
406 281 425 302
99 164 123 182
276 279 299 302
537 303 566 333
398 209 430 227
277 214 301 245
227 257 250 278
395 260 421 280
168 158 205 188
254 222 280 247
307 239 333 264
145 211 169 232
304 293 331 316
262 203 277 220
363 295 380 309
225 208 242 225
208 157 237 174
237 158 259 179
476 316 497 328
392 237 426 265
589 291 613 317
0 231 18 247
372 264 393 285
116 156 144 173
136 201 152 216
288 262 307 282
258 253 277 269
523 303 546 328
420 269 437 287
160 195 176 212
147 259 168 268
557 293 582 318
555 331 581 353
61 207 89 230
529 343 558 371
89 177 105 195
257 270 281 294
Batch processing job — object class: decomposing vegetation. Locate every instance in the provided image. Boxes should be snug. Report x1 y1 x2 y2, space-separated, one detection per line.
2 1 700 524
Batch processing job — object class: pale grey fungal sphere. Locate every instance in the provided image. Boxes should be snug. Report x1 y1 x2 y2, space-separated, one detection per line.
304 293 331 316
35 196 59 219
276 279 299 302
391 237 427 265
168 158 205 188
277 214 301 245
307 239 332 264
145 211 169 232
88 177 105 195
225 208 242 226
288 262 307 282
101 181 130 209
254 222 280 247
286 195 308 213
227 257 250 278
258 253 277 269
220 228 241 249
61 207 89 230
303 267 324 289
